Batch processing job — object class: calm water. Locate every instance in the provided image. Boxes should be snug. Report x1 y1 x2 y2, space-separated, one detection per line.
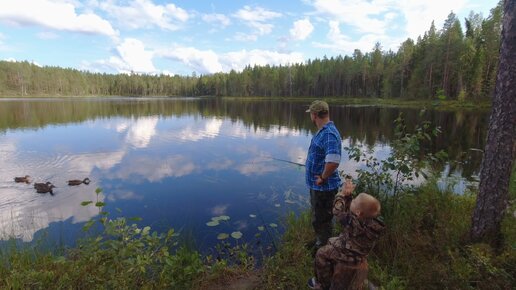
0 97 489 251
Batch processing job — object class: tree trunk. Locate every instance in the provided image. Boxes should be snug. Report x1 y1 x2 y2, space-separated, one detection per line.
443 33 451 96
471 0 516 248
428 63 433 98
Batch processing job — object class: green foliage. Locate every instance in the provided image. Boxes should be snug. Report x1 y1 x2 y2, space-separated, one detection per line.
261 211 314 289
436 89 448 100
0 193 252 289
345 112 447 200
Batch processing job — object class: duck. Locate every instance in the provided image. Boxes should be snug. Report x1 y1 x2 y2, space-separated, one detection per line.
34 182 55 195
14 175 31 183
68 178 91 186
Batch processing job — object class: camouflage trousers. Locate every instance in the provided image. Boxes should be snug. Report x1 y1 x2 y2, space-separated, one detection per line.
315 244 368 290
310 189 338 247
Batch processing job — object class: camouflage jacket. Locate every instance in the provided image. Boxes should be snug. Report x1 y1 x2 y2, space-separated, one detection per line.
328 194 386 264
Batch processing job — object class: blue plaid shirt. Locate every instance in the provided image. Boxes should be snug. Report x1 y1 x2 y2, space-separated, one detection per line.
305 121 342 191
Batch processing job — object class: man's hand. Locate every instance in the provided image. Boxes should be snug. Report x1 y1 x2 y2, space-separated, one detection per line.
341 178 355 196
315 175 325 186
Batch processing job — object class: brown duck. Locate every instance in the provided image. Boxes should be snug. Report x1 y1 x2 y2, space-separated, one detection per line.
14 175 31 183
34 182 56 195
68 178 91 186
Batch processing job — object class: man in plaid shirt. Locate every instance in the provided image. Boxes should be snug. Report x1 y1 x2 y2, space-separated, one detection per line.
305 100 342 249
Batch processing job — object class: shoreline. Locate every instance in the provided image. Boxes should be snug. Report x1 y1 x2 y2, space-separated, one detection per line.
0 94 492 111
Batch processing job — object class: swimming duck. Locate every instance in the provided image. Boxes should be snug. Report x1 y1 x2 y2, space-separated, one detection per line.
34 182 55 195
68 178 91 186
14 175 31 183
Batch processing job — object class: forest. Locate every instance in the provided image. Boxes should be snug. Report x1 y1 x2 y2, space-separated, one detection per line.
0 3 502 102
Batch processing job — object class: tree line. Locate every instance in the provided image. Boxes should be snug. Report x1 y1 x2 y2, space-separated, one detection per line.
0 3 502 101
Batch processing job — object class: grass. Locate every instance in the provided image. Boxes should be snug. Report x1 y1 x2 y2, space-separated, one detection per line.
258 179 516 290
0 174 514 289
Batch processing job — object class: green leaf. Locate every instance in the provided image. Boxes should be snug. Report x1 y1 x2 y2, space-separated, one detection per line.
217 233 229 240
129 217 142 222
95 188 103 194
257 226 265 231
231 231 243 239
142 226 150 236
211 215 230 222
95 202 106 207
82 220 95 231
269 223 278 228
81 201 93 206
206 220 219 227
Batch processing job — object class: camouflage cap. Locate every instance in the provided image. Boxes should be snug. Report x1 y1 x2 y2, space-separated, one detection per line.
305 100 329 113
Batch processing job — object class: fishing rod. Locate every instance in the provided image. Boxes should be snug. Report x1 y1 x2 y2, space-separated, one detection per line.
269 157 305 167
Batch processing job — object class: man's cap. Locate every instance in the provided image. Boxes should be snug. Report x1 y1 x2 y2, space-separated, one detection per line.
305 100 329 113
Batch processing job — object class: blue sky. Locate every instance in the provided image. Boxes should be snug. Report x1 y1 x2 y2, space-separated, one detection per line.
0 0 498 76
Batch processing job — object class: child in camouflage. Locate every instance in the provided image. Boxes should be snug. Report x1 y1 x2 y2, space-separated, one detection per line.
308 178 386 290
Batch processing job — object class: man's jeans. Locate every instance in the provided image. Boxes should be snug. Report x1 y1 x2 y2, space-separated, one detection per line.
310 189 338 248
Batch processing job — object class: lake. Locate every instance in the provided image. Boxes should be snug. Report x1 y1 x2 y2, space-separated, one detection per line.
0 97 489 252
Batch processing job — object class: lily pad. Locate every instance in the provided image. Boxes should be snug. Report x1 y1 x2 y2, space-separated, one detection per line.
249 214 257 218
206 220 219 227
231 231 243 239
257 226 265 231
217 233 229 240
218 215 230 221
269 223 278 228
212 215 230 222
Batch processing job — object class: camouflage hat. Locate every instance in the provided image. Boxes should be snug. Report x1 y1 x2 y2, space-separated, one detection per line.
305 100 329 113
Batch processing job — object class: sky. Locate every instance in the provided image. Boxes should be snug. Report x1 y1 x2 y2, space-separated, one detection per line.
0 0 499 76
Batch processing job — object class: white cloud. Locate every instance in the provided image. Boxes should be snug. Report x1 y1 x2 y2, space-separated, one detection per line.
221 49 303 72
99 38 156 74
290 18 314 41
158 46 304 74
0 0 117 37
395 0 468 40
202 13 231 27
124 116 159 148
314 20 402 54
106 189 143 202
309 0 472 48
99 0 189 31
157 46 223 74
177 118 223 141
207 158 234 171
237 157 278 176
233 32 258 42
310 0 394 34
233 5 282 39
110 155 197 182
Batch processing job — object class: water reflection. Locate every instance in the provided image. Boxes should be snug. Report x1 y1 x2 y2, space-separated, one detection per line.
0 98 488 248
